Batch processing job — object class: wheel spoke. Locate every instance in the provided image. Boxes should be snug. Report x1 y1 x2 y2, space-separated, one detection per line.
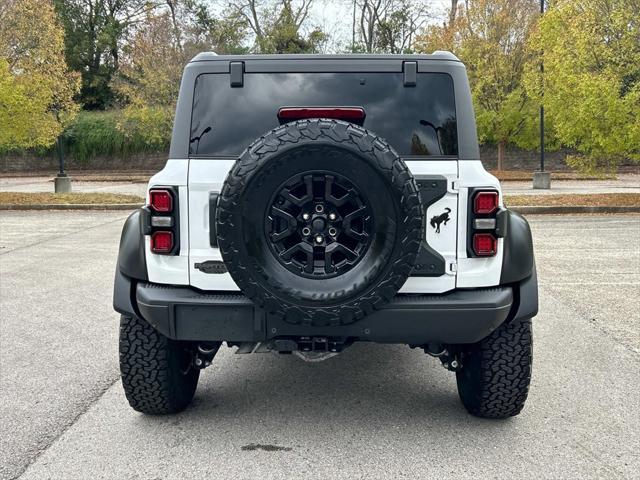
324 243 358 273
342 205 367 223
344 228 369 242
283 174 313 206
270 207 297 241
280 242 314 273
342 205 369 241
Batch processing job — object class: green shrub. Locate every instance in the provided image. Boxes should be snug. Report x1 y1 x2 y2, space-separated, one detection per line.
118 106 173 154
62 111 125 162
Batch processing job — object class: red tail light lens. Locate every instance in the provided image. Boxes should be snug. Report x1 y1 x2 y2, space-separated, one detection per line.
278 107 366 122
151 231 174 253
473 233 497 256
474 191 499 215
149 189 173 213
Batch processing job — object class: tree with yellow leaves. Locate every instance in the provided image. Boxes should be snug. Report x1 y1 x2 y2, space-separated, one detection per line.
415 0 545 170
0 0 79 151
526 0 640 172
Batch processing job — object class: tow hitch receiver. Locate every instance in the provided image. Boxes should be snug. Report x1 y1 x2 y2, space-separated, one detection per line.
298 336 346 353
233 337 350 354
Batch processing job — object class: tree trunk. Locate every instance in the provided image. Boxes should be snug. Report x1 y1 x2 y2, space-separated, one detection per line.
352 0 356 51
497 141 505 171
449 0 458 27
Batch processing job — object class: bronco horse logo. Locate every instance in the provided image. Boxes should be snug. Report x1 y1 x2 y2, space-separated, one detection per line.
430 208 451 233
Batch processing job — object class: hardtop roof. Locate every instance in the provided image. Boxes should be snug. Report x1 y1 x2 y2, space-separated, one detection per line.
189 51 460 63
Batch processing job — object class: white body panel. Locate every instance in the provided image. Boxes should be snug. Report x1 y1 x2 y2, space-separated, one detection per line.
145 158 504 293
456 160 504 288
188 159 239 290
145 160 190 285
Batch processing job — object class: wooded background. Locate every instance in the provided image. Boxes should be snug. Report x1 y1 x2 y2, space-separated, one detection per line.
0 0 638 172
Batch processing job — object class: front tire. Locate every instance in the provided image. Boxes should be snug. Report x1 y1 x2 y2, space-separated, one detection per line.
455 318 533 419
119 315 199 415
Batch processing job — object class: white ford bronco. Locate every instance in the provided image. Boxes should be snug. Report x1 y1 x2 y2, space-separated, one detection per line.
114 52 537 419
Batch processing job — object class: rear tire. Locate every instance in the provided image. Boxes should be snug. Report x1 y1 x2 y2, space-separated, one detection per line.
119 315 199 415
216 119 423 326
455 318 533 419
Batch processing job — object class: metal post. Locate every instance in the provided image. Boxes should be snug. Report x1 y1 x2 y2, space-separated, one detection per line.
540 0 545 173
57 136 67 177
54 135 71 192
533 0 550 189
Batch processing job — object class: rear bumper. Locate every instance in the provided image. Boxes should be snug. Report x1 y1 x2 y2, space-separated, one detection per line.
127 282 522 345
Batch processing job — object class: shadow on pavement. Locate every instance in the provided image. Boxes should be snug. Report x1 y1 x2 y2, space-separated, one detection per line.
131 343 515 439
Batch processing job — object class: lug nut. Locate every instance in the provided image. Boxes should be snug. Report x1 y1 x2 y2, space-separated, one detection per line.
315 204 324 213
315 235 323 244
328 227 337 236
328 213 337 221
302 213 310 221
302 227 311 236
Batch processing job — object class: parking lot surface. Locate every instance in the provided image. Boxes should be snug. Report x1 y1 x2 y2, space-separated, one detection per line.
1 212 639 479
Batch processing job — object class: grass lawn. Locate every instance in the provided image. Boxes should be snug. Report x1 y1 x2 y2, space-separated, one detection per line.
504 193 640 207
0 192 144 205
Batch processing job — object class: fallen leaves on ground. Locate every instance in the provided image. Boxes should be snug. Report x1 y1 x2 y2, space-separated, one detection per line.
504 193 640 206
0 192 144 205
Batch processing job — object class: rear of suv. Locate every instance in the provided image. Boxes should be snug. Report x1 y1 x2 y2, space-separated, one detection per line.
114 52 537 419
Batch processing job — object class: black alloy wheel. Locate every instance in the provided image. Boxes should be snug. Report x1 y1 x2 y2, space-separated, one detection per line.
266 171 372 279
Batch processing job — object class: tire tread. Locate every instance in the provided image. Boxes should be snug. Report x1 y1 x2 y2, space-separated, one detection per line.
119 315 198 415
456 318 533 419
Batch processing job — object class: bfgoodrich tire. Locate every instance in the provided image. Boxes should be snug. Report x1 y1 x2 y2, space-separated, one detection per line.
455 318 533 419
119 315 199 415
216 119 423 326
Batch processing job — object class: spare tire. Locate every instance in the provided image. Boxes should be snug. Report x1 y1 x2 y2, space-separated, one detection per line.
216 119 423 326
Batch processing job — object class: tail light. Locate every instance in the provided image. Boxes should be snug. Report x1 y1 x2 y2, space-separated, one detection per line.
149 189 173 212
143 187 179 255
474 191 499 215
151 231 174 253
473 233 497 256
278 107 366 123
468 189 502 257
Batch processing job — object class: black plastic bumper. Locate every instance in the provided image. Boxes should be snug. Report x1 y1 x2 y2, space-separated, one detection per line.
131 282 520 345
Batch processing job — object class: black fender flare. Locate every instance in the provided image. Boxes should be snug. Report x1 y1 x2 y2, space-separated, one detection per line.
499 209 538 321
117 209 148 281
113 210 148 316
500 210 535 284
513 264 538 321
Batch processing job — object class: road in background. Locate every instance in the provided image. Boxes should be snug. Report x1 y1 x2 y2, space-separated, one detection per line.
1 212 639 479
0 177 147 197
1 173 639 198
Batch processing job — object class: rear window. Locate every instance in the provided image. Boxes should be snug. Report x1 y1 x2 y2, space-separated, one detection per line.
190 72 457 157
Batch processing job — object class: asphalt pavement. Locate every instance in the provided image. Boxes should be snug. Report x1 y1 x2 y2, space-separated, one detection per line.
1 212 639 479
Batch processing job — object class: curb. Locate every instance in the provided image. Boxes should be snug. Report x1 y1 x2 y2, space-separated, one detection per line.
509 205 640 214
0 203 142 211
1 204 638 214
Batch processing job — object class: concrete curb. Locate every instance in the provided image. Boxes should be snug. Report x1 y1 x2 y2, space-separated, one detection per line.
1 204 639 214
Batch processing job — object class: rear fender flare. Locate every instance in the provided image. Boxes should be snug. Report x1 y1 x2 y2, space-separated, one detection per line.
500 210 535 284
117 209 148 281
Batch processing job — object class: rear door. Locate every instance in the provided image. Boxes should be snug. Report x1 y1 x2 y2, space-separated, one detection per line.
187 63 459 293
